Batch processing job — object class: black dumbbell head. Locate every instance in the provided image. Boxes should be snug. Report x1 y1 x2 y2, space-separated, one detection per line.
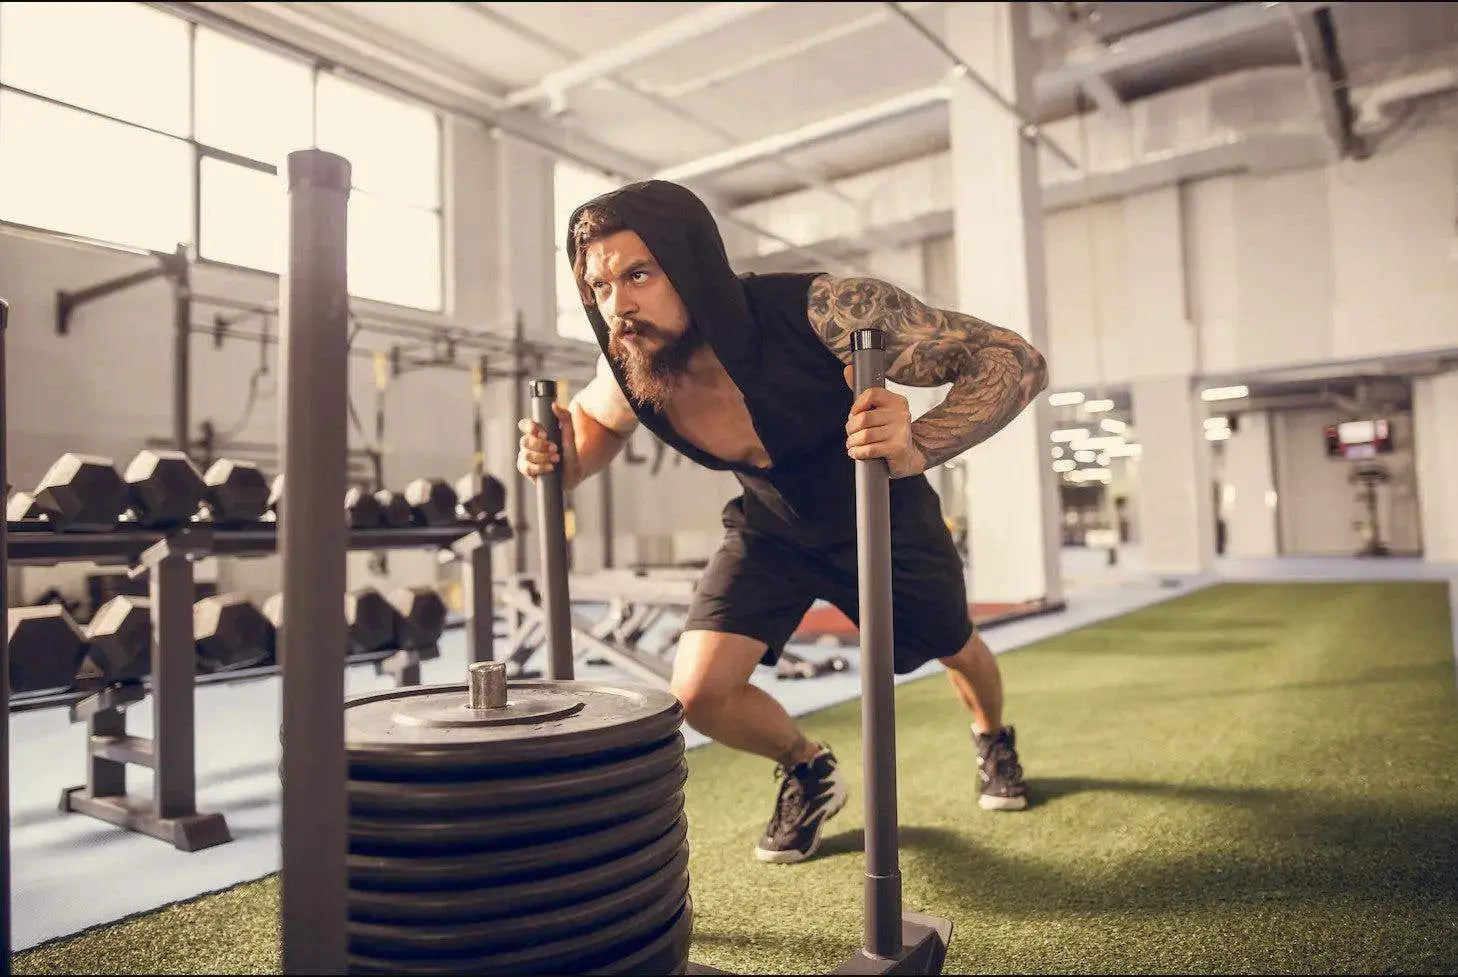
347 588 397 654
374 490 414 528
265 590 398 657
387 586 447 649
80 596 152 688
124 449 205 527
455 471 506 522
404 477 460 527
345 486 385 529
203 459 270 524
6 490 40 521
194 593 273 672
33 453 126 532
7 605 88 694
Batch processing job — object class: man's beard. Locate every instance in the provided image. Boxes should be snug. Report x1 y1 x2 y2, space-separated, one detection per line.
608 317 703 412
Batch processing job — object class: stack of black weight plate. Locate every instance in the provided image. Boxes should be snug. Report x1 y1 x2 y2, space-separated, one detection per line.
344 679 694 975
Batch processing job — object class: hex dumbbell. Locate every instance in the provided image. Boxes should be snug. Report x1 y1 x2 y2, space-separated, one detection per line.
6 605 89 694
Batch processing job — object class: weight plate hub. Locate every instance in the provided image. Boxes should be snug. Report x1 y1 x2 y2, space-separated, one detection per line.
349 759 687 851
345 679 683 776
348 816 688 923
347 734 685 815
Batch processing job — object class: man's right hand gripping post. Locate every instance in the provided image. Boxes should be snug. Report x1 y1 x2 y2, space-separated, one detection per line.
517 403 581 490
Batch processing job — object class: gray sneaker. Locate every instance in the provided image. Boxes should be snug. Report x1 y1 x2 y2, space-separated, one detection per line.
973 725 1029 811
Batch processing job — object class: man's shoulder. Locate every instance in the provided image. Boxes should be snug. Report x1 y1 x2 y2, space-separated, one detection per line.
738 270 828 298
738 271 831 322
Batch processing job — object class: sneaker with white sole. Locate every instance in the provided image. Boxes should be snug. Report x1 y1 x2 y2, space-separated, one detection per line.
973 725 1029 811
754 747 848 864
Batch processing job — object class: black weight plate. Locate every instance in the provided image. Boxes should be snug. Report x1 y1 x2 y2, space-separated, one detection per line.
597 898 693 976
349 816 687 922
346 875 688 975
349 852 689 955
346 680 682 776
349 804 683 890
348 734 684 815
351 759 687 851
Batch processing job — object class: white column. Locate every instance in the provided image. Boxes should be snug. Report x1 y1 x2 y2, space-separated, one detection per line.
493 134 558 341
1413 371 1458 562
947 1 1061 605
1132 376 1216 574
871 245 944 421
492 135 560 572
1222 410 1279 557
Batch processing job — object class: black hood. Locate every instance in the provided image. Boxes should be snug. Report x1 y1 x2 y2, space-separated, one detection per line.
564 180 760 401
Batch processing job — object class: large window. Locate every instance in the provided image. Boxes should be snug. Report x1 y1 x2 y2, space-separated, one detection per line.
0 2 444 311
553 162 620 343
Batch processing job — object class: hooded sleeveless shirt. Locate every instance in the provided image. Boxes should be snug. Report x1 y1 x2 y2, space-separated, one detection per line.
565 180 941 547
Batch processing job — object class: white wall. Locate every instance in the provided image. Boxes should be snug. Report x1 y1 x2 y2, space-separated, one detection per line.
1044 113 1458 390
1271 407 1421 556
1330 123 1458 359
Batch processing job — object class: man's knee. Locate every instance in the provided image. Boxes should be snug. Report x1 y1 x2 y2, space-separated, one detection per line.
669 672 731 728
669 629 765 728
938 627 989 666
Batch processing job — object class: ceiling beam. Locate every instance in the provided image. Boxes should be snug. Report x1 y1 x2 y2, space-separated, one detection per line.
457 2 873 226
503 2 779 109
1035 0 1332 103
655 85 950 184
661 0 1344 182
1080 72 1126 115
652 0 941 101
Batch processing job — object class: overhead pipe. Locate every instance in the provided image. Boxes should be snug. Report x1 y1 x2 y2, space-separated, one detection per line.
1353 65 1458 137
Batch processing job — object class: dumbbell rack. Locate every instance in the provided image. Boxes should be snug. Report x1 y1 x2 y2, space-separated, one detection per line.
5 516 510 851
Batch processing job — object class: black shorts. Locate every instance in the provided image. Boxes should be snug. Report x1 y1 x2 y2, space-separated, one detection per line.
680 484 974 675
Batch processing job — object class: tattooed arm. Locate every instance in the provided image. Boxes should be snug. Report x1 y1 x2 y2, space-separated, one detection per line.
807 274 1049 472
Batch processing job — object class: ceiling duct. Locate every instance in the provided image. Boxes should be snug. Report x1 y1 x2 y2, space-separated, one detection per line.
731 66 1332 268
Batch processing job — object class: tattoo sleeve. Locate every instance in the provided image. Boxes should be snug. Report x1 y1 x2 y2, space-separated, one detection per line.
807 274 1049 470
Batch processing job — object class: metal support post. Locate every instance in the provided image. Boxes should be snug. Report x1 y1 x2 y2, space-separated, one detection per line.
277 149 352 976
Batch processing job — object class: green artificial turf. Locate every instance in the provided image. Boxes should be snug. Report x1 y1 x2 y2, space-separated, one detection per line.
17 582 1458 975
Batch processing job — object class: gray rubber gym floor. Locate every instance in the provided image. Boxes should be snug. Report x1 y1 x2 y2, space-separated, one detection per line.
8 552 1457 951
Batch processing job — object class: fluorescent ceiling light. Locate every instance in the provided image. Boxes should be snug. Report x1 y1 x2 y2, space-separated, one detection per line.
1203 416 1230 430
1074 450 1095 463
1052 459 1076 473
1075 435 1126 451
1084 399 1115 413
1051 446 1064 459
1099 418 1127 434
1051 428 1088 442
1201 385 1249 402
1205 427 1232 441
1048 391 1085 407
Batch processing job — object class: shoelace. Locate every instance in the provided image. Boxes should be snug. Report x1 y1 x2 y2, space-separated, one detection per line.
986 741 1024 782
769 764 809 832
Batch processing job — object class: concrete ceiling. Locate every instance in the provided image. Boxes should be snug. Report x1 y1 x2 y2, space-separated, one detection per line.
203 1 1457 207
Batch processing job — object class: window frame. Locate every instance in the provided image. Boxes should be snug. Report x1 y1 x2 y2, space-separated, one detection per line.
0 2 446 313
